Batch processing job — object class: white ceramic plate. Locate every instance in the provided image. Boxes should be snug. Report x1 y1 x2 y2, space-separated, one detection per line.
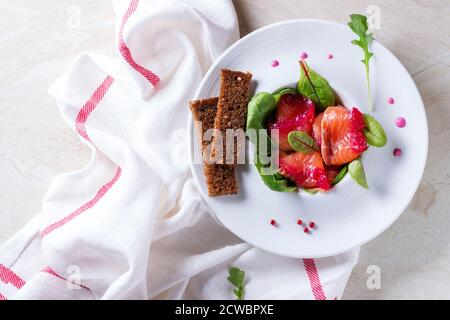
187 19 428 258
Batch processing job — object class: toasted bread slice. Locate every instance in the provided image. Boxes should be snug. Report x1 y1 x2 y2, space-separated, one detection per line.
190 98 238 196
213 69 252 165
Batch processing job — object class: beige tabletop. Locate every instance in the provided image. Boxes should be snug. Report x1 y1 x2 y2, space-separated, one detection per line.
0 0 449 299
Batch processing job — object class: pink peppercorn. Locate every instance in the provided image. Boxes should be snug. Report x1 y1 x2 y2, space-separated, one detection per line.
393 148 402 157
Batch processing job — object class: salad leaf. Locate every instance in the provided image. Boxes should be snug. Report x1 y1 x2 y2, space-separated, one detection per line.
255 157 297 192
228 266 245 300
348 158 368 189
247 92 297 192
247 92 278 132
348 14 374 110
297 60 335 111
288 131 319 154
303 188 320 195
272 87 298 103
363 114 387 147
331 165 348 186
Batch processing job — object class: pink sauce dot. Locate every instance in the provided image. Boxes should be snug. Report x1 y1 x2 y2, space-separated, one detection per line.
396 117 406 128
393 148 402 157
328 53 334 59
388 97 395 105
300 52 308 60
271 60 279 67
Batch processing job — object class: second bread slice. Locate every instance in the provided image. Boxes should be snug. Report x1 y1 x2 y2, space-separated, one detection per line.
212 69 252 165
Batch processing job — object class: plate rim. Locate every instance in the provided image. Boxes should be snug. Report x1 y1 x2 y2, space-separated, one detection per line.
187 18 429 258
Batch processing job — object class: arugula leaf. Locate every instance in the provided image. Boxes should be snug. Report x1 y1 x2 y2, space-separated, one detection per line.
228 266 245 300
348 158 368 189
348 14 374 110
247 92 298 192
297 61 335 111
331 165 348 186
288 131 319 154
363 114 387 147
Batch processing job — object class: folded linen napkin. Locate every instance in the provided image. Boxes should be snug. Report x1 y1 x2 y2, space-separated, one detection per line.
0 0 358 300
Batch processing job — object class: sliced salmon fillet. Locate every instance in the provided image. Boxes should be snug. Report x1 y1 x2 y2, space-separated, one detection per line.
269 94 315 152
279 151 330 190
312 112 324 146
321 106 368 166
275 93 315 121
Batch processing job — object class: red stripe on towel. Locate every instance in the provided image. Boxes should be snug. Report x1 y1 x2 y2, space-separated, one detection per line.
40 166 121 237
118 0 160 87
41 266 90 291
75 75 115 142
40 75 121 237
0 292 6 300
0 264 26 289
303 258 327 300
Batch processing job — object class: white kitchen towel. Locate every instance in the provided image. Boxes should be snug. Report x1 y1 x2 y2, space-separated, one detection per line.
0 0 359 300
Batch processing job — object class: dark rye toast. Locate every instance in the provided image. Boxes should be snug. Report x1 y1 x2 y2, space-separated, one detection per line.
212 69 252 165
189 98 238 196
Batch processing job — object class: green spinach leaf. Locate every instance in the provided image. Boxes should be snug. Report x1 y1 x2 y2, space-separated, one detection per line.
246 92 277 132
331 165 348 186
348 158 368 189
272 87 298 103
255 156 297 192
297 61 335 111
302 188 320 195
247 93 297 192
288 131 319 153
363 114 387 147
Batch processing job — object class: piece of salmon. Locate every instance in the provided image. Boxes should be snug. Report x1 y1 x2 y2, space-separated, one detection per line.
279 151 330 190
269 93 315 152
312 112 324 146
321 106 368 166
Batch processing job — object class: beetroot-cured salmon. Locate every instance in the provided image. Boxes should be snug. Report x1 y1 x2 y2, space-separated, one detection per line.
321 106 368 166
279 151 330 190
312 112 324 146
269 94 315 152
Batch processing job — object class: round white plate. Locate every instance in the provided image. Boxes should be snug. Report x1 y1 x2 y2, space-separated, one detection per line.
187 19 428 258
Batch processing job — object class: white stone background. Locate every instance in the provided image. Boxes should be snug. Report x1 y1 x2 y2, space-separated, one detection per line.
0 0 449 299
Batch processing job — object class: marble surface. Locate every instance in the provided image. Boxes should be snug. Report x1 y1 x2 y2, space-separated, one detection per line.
0 0 448 299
